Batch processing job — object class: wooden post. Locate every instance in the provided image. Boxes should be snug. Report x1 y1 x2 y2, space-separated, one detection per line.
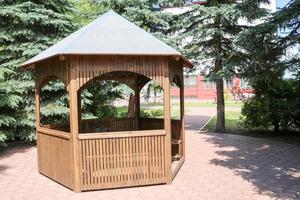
35 89 41 172
134 76 140 130
163 64 172 184
35 89 40 128
69 65 81 192
77 93 81 133
179 78 185 159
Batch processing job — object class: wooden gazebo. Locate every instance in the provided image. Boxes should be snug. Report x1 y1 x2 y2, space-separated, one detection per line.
22 10 193 192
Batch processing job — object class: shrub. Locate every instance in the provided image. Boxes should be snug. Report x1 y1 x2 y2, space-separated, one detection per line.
241 79 300 133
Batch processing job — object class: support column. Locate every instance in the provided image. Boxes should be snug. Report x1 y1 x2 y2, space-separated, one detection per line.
35 89 40 128
35 89 41 172
163 68 172 184
179 79 185 159
77 93 81 133
134 76 140 130
69 67 81 192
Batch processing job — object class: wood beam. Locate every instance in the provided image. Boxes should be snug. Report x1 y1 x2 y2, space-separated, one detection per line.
35 89 41 172
180 79 185 159
135 75 140 130
163 64 172 184
69 65 81 192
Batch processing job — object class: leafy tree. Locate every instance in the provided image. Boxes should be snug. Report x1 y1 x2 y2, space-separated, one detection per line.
177 0 267 132
142 81 163 104
241 79 300 132
0 0 77 146
235 0 300 132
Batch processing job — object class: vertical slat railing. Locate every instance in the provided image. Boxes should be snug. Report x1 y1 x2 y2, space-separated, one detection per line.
78 130 166 191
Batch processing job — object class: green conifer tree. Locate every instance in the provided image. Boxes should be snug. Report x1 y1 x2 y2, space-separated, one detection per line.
233 0 300 132
177 0 269 132
0 0 77 146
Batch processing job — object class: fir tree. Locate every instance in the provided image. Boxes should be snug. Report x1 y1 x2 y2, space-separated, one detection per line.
177 0 269 132
235 0 299 80
273 0 300 78
0 0 77 146
73 0 175 41
233 0 300 132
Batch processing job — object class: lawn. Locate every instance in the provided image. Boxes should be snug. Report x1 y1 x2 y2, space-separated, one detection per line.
203 111 300 146
142 101 243 108
116 106 181 119
203 111 244 132
174 101 243 108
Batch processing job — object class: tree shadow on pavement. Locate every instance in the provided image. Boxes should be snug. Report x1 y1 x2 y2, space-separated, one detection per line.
206 133 300 200
0 143 35 174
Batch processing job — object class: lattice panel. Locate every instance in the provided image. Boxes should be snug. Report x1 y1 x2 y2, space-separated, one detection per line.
79 135 166 190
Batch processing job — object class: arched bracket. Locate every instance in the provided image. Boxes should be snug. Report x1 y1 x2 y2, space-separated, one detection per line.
77 71 161 93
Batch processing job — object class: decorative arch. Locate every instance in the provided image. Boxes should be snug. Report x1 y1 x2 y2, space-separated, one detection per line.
35 56 68 91
172 74 182 88
36 75 61 92
70 55 168 90
78 71 151 93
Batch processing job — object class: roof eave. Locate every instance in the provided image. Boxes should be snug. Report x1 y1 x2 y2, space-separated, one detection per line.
181 56 194 68
21 54 59 69
21 53 194 69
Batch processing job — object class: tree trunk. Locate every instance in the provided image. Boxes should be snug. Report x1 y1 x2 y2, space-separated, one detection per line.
273 122 280 133
214 15 225 132
272 112 280 133
216 78 225 132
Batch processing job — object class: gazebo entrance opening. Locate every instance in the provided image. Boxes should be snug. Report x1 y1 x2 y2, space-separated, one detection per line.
75 71 183 165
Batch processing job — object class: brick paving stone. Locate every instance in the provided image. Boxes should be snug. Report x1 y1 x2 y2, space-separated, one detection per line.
0 107 300 200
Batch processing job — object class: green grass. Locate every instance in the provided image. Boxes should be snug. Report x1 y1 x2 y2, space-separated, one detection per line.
204 111 244 132
116 106 181 119
203 111 300 146
182 101 243 108
116 106 128 115
143 101 243 108
142 101 243 108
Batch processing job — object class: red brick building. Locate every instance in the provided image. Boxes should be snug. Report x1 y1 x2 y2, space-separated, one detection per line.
171 75 253 100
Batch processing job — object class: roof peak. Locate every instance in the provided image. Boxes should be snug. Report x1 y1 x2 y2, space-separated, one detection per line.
22 9 192 68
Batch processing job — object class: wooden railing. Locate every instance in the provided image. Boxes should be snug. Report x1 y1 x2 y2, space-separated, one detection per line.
43 123 70 132
78 130 166 190
139 118 164 130
39 118 181 191
140 118 181 158
36 127 73 189
80 117 136 133
140 118 181 140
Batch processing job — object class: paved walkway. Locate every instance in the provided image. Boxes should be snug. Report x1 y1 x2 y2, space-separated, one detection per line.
1 108 300 200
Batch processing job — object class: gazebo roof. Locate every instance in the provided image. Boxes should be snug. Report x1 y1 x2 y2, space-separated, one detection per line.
22 10 193 68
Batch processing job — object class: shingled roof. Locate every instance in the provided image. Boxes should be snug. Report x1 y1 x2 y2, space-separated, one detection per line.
21 10 192 68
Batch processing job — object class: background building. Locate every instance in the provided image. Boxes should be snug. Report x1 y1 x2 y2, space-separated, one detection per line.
170 75 253 100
